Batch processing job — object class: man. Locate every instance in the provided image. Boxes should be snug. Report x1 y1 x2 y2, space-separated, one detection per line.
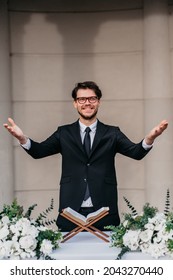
4 81 168 231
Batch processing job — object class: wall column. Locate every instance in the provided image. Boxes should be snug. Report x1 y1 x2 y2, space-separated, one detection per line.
0 0 14 207
143 0 173 207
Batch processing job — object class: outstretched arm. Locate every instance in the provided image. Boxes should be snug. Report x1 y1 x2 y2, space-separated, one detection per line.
3 117 28 145
144 120 168 145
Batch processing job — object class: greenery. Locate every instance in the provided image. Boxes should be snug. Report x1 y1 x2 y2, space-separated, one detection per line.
0 199 62 259
106 189 173 259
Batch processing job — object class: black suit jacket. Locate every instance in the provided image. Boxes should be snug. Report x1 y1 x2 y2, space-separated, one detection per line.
25 120 151 219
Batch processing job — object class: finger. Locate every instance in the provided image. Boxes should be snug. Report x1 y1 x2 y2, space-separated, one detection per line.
8 117 15 126
160 121 168 129
160 119 168 126
155 120 168 131
3 123 9 128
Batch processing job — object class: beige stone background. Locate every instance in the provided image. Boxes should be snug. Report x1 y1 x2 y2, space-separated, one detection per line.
0 0 173 223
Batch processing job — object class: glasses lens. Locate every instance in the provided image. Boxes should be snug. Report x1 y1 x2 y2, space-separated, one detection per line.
77 97 86 104
89 96 98 103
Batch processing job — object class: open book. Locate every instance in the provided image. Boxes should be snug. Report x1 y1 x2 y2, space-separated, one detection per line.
62 207 109 226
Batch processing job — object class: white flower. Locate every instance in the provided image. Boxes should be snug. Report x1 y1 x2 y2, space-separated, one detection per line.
148 213 166 231
20 250 36 260
123 230 140 250
0 241 7 259
0 225 9 240
0 240 13 259
145 242 168 258
19 235 37 251
9 241 22 258
145 223 155 230
10 223 20 236
139 242 150 251
0 200 62 259
20 218 38 237
40 239 53 255
139 229 153 243
109 194 173 260
1 216 10 225
123 220 128 227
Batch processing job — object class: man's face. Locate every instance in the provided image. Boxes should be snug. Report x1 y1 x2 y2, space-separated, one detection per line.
73 88 100 121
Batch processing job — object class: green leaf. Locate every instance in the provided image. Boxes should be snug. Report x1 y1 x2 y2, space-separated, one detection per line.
123 197 138 216
164 189 170 216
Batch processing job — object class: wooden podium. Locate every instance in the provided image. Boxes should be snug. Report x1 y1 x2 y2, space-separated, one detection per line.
61 208 109 243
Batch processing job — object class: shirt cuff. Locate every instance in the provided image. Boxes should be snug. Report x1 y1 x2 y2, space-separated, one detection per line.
142 139 153 150
20 138 31 150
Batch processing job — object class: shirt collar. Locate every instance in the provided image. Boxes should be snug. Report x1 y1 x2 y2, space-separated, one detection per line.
79 119 98 133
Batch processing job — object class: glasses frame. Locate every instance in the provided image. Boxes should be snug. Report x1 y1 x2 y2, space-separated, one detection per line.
76 96 99 104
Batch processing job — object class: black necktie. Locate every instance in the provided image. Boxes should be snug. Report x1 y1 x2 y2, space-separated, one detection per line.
83 127 91 200
83 127 91 156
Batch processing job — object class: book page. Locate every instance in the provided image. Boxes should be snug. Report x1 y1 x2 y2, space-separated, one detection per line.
63 207 87 225
86 207 109 222
62 206 109 225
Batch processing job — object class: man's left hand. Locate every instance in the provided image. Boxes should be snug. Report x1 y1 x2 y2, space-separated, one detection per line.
145 120 168 145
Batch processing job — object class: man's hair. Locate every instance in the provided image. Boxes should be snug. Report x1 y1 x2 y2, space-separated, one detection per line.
71 81 102 100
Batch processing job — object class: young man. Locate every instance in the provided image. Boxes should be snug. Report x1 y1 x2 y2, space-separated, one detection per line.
4 81 168 231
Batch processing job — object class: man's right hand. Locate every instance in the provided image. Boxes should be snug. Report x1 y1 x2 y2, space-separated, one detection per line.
3 117 28 145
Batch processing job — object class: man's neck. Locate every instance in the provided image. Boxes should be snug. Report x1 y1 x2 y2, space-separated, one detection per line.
79 117 97 126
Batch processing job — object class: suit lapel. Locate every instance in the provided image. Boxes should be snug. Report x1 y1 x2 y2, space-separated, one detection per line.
90 120 108 156
70 120 108 159
70 121 85 155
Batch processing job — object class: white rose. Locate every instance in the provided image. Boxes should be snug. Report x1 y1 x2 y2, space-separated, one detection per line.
139 242 150 252
40 239 53 255
145 223 154 230
1 216 10 225
139 229 153 243
154 221 166 231
146 242 168 258
0 225 9 240
0 240 13 258
123 230 140 251
0 241 7 259
19 235 37 251
19 249 36 259
27 225 38 238
10 224 20 236
10 241 22 256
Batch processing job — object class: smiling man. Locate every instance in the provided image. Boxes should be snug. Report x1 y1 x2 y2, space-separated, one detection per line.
3 81 168 231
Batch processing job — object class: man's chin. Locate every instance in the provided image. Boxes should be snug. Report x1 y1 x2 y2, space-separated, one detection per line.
78 111 97 120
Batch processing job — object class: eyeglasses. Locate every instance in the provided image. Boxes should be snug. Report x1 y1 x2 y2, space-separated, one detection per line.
76 96 98 104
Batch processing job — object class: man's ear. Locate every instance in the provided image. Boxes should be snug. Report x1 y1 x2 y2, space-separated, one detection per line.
73 100 77 109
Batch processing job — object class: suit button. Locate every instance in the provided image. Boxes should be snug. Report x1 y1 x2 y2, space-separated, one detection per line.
84 178 87 182
87 163 90 166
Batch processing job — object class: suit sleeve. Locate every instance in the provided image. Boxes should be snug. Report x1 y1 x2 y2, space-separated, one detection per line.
22 129 61 159
116 128 152 160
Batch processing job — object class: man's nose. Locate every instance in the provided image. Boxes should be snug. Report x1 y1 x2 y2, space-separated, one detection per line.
85 98 90 104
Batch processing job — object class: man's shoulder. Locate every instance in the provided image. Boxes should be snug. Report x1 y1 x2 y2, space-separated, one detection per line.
57 121 78 130
97 120 120 130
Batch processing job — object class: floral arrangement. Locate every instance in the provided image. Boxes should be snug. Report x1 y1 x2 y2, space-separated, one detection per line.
107 189 173 259
0 199 62 260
